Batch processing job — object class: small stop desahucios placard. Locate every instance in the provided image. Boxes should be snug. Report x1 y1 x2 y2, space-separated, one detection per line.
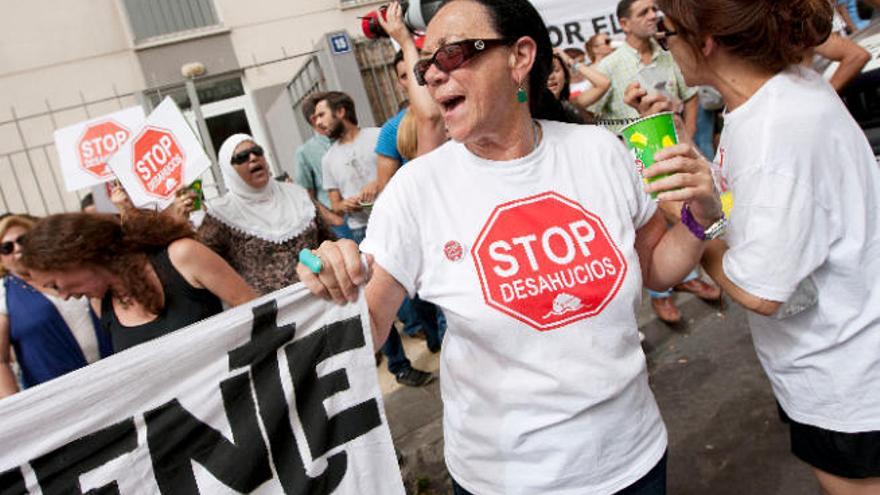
107 97 211 209
53 106 146 192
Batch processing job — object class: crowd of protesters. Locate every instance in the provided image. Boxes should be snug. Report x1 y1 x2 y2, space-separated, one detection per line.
2 0 878 493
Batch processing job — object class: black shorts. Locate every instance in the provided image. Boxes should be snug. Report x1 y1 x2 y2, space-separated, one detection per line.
778 404 880 479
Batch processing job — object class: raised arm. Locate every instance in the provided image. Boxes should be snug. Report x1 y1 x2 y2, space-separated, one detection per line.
378 2 445 155
555 49 611 109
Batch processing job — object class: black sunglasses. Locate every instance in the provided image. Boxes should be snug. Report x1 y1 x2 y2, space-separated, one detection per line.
0 236 23 256
414 38 512 86
230 145 264 165
655 18 678 51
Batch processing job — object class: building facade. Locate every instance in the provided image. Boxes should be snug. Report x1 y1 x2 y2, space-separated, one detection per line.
0 0 400 214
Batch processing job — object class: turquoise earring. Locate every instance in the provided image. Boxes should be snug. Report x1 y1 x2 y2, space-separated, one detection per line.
517 84 528 103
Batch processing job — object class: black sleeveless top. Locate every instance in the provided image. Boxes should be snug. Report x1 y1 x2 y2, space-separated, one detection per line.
101 248 222 352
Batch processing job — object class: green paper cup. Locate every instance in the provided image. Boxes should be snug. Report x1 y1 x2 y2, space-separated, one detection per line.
619 111 679 199
188 179 203 211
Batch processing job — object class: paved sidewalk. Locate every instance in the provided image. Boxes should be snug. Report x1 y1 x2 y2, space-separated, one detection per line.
377 291 819 494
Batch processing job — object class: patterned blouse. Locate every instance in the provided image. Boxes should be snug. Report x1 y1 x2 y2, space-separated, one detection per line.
198 214 335 296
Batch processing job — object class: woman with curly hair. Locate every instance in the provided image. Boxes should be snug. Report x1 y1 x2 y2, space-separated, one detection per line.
20 211 256 352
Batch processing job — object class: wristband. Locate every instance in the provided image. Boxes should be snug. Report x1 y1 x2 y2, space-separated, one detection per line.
681 203 727 241
571 61 582 71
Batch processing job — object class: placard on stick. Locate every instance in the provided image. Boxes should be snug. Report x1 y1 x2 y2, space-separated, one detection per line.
53 106 146 191
108 97 211 209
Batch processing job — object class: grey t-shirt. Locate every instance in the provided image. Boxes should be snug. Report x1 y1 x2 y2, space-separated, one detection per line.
321 127 381 230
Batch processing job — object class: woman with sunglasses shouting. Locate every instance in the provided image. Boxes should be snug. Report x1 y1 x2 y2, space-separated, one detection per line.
297 0 723 493
0 215 112 398
627 1 880 493
198 134 335 295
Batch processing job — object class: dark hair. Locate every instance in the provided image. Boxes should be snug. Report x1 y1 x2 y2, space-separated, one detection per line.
551 53 572 101
20 211 195 314
317 91 358 125
440 0 575 123
657 0 832 73
79 193 95 211
392 49 406 69
301 91 326 122
617 0 639 20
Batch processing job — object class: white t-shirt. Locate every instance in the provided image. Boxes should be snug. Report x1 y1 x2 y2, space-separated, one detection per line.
322 127 381 230
718 67 880 432
361 121 665 494
0 280 100 364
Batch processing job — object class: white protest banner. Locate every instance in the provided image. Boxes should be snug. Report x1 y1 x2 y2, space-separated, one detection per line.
53 106 146 191
529 0 621 48
108 97 211 209
0 285 405 495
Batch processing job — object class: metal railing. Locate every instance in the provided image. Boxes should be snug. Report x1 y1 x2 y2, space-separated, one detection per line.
0 88 139 216
286 55 328 139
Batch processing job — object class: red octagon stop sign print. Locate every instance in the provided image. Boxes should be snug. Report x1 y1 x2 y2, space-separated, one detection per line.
472 192 627 331
77 120 130 179
131 126 185 200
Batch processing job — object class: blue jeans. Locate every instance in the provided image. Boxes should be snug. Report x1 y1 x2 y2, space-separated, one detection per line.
695 104 717 160
648 269 699 299
397 296 446 350
452 452 667 495
349 226 366 245
330 223 353 240
381 328 411 375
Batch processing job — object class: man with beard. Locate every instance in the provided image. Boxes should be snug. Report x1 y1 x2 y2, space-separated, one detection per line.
315 90 433 388
316 91 382 244
293 92 351 239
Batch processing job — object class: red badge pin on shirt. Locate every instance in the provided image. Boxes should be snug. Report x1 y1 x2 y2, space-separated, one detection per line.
444 240 464 262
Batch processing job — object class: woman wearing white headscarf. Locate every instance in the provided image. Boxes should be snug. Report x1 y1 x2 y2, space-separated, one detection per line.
198 134 335 295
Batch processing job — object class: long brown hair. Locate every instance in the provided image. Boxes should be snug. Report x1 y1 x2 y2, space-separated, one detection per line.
20 210 194 313
657 0 832 73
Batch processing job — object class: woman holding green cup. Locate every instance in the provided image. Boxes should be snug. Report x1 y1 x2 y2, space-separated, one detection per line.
632 1 880 493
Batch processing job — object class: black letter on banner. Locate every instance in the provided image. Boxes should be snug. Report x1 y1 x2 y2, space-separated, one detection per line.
289 316 382 460
30 418 136 495
611 15 624 34
591 17 609 35
144 372 272 493
547 25 562 47
564 22 585 44
0 467 25 495
228 300 346 494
